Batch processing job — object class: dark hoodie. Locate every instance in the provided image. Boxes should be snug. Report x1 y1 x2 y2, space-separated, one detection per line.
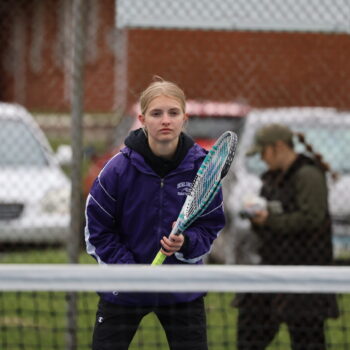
124 128 195 178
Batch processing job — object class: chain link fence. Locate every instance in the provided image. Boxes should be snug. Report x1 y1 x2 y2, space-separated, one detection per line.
0 1 350 348
1 0 349 264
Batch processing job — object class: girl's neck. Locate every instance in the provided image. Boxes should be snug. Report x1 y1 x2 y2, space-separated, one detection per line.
148 138 179 160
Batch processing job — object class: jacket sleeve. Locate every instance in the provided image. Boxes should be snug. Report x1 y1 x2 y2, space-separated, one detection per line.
175 188 226 263
263 166 328 235
84 161 136 265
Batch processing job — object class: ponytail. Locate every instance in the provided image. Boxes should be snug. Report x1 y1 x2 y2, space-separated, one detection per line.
294 132 338 181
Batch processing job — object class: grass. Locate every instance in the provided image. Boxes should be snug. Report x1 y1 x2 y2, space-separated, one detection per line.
0 248 349 349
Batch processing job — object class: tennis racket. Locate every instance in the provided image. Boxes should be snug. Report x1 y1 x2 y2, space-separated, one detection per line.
151 131 238 265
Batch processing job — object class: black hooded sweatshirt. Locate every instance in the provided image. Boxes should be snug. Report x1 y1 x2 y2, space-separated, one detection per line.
124 128 195 254
124 128 195 178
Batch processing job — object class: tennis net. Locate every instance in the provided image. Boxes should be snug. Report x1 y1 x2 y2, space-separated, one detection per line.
0 264 350 349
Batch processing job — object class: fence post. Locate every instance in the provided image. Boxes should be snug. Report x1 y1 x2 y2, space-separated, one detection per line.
67 0 87 349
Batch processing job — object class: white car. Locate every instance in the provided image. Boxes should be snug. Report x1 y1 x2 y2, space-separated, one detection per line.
0 103 70 243
223 107 350 263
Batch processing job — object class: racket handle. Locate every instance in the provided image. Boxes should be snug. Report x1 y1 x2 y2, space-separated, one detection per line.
151 221 183 265
151 250 167 265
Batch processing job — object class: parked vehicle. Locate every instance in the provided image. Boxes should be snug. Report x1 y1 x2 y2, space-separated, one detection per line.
184 100 249 149
0 103 70 243
83 100 249 195
223 107 350 263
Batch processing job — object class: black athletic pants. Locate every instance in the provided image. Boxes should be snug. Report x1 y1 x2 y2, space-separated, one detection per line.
237 303 326 350
92 297 208 350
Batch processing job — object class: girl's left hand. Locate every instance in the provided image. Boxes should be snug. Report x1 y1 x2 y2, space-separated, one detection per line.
160 233 184 256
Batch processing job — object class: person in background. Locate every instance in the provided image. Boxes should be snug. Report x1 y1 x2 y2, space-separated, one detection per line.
85 76 226 350
234 123 339 350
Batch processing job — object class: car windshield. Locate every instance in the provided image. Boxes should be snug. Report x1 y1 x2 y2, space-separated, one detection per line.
186 116 245 139
246 125 350 175
0 119 49 167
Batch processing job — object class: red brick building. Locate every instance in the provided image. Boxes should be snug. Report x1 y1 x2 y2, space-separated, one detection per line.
1 0 349 113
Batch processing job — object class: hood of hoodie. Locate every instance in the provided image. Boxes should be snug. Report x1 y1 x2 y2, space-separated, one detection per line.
124 128 195 178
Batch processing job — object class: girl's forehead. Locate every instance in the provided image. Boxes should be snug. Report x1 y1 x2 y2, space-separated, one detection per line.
147 95 184 110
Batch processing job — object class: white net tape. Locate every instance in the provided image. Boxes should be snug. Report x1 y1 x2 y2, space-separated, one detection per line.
1 264 350 293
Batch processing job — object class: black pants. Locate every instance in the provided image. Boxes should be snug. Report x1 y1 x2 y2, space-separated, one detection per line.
92 297 208 350
237 302 326 350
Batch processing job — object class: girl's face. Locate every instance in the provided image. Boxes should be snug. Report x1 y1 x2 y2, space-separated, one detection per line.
138 95 187 147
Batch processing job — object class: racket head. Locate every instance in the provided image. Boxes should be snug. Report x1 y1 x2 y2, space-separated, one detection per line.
181 130 238 224
180 182 222 231
219 131 238 179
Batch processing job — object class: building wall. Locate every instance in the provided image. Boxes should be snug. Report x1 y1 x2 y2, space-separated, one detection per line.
1 1 349 112
127 29 350 109
0 0 116 112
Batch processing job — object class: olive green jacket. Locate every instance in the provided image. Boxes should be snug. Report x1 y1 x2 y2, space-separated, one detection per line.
256 154 333 266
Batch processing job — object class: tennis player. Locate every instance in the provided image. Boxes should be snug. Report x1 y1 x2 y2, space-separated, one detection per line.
85 76 226 349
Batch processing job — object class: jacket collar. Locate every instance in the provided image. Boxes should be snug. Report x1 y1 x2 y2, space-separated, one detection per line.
121 143 206 177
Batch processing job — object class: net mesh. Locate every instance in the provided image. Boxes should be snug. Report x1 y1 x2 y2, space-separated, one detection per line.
0 265 350 350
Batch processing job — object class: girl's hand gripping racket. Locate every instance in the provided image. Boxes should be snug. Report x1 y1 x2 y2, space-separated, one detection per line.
151 131 238 265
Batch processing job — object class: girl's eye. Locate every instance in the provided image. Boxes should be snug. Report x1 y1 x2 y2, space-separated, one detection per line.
149 108 181 117
169 110 180 116
151 111 162 117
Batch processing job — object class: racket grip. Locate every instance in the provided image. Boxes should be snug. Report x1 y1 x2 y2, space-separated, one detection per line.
151 250 167 265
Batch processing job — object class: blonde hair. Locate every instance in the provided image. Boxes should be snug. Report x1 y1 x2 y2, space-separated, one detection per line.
139 76 186 115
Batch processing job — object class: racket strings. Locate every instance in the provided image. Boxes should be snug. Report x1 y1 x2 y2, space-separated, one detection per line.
186 136 232 218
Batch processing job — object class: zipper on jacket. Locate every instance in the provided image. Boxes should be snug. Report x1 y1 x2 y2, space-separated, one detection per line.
158 178 164 239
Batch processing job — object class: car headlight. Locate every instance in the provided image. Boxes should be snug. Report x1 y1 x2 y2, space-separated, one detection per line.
41 187 71 214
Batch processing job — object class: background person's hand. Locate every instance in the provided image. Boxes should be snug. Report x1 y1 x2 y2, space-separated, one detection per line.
250 209 269 226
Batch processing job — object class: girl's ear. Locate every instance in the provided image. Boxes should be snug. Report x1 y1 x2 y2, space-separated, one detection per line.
182 113 189 131
138 114 145 126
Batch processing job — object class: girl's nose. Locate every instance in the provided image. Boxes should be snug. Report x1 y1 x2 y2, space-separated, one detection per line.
162 113 171 123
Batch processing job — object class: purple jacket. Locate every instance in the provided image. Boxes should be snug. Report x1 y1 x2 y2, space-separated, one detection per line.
85 143 225 306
